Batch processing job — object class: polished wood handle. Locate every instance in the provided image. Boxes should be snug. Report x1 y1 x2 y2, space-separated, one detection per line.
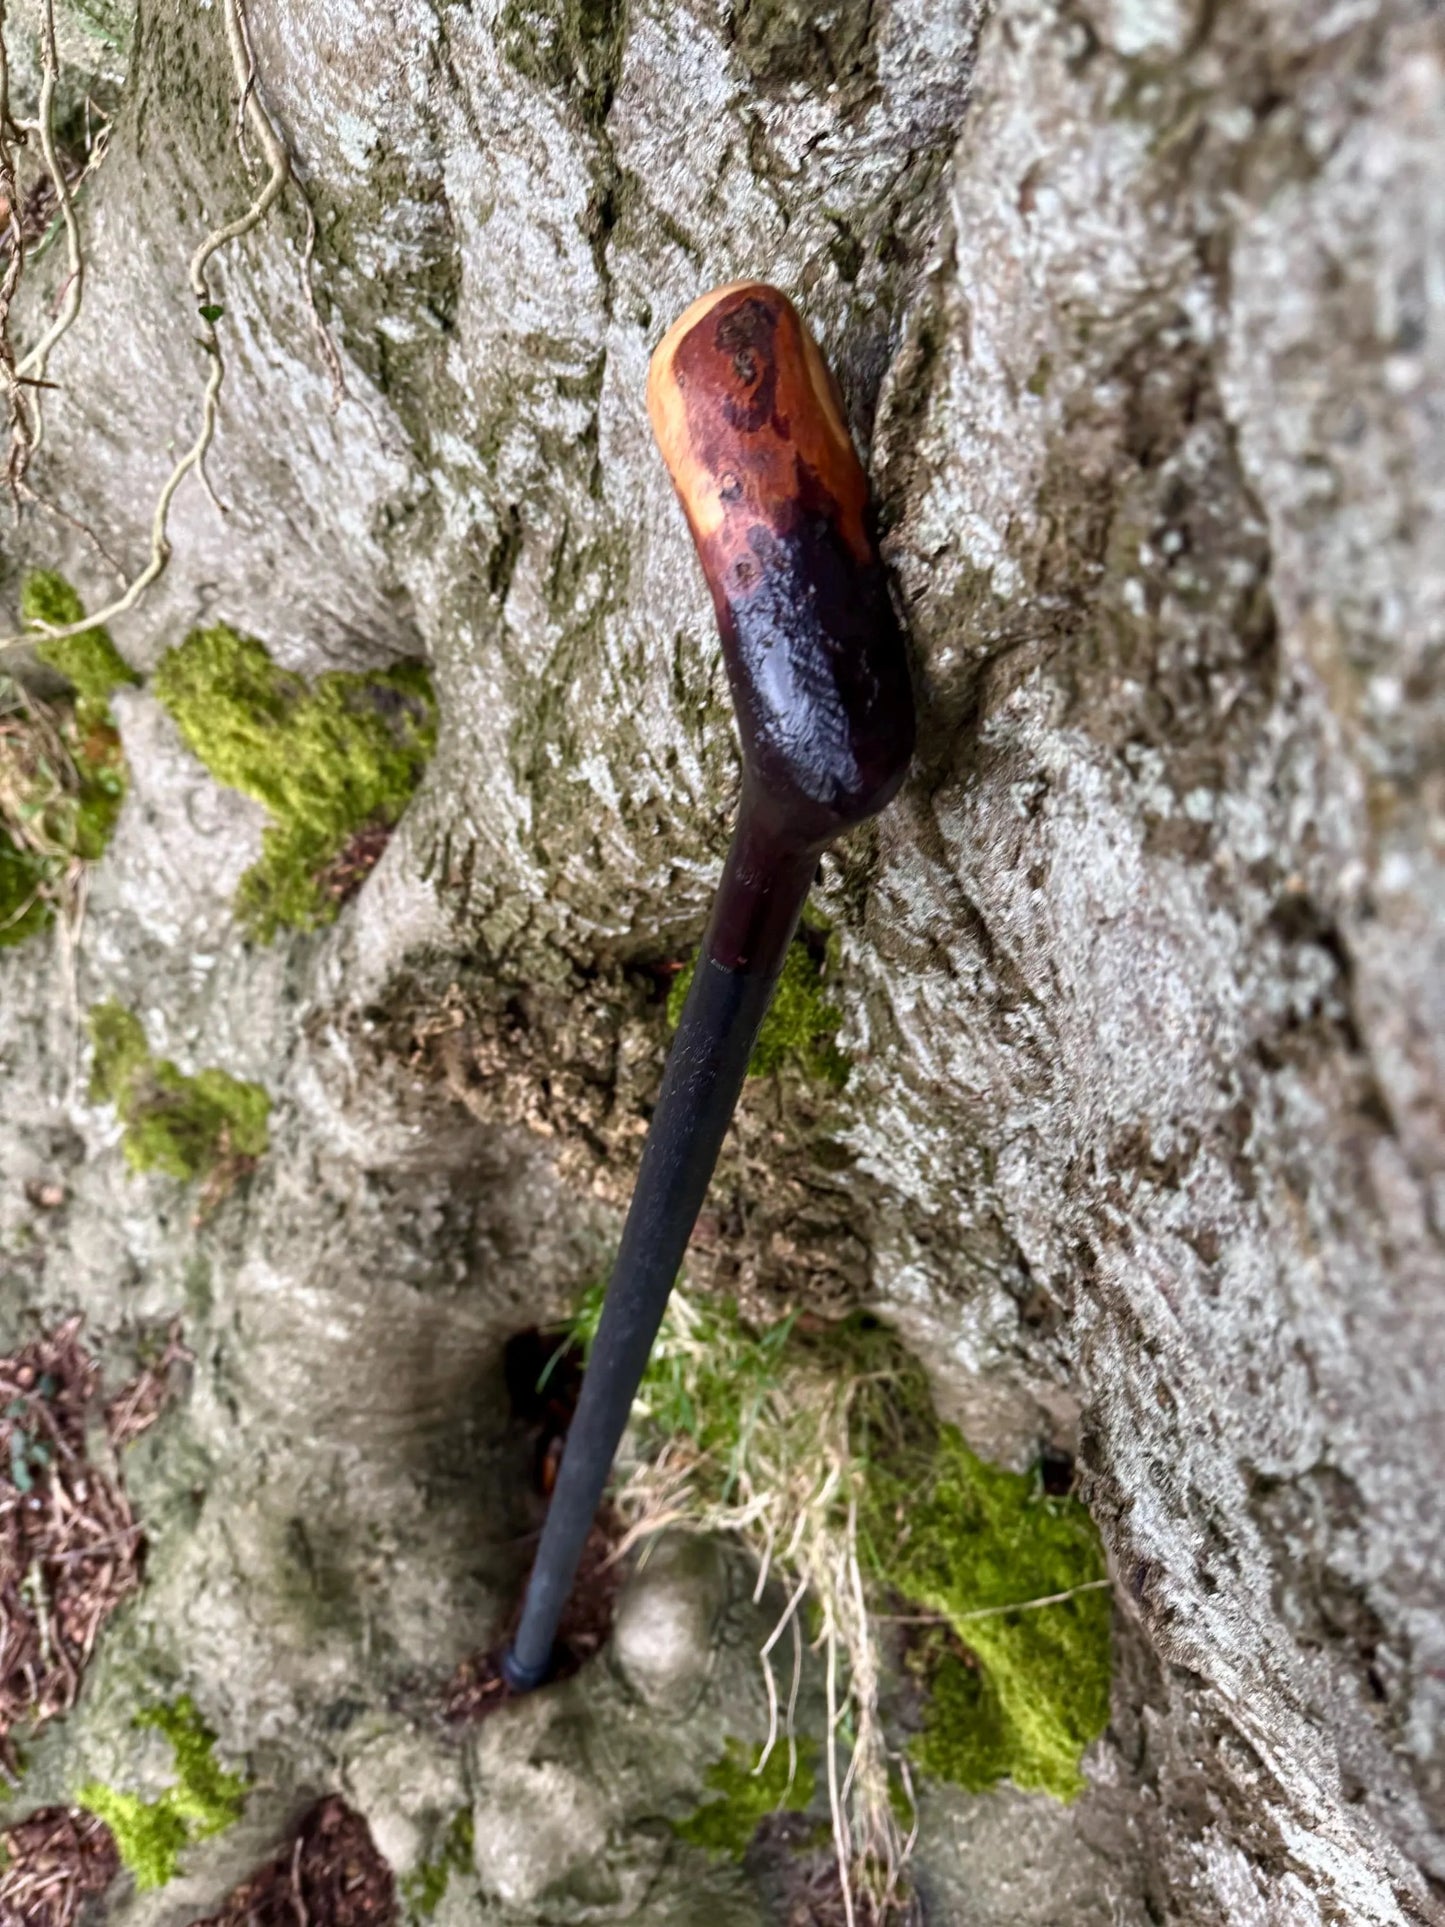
647 280 914 844
501 287 918 1699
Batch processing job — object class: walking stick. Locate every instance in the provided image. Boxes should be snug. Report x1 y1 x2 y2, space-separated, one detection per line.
502 281 915 1691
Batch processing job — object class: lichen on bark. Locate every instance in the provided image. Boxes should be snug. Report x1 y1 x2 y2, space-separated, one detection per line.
0 0 1438 1920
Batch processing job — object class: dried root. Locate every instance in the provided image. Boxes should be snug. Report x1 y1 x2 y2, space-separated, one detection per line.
0 0 351 655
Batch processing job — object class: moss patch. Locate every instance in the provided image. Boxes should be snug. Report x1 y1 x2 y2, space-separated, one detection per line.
860 1413 1111 1800
77 1697 249 1891
667 939 849 1088
674 1738 816 1859
88 1001 270 1186
0 835 51 946
400 1806 475 1920
0 575 132 947
151 624 436 940
553 1280 800 1497
21 571 139 709
559 1291 1111 1805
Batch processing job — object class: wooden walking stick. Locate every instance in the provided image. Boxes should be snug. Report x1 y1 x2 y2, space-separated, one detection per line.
503 281 915 1691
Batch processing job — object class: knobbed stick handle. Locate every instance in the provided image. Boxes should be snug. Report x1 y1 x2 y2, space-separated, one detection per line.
647 279 915 862
501 283 914 1694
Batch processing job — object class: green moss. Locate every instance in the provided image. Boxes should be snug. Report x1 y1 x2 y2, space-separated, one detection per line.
69 723 128 857
0 832 52 946
151 624 436 940
553 1284 1110 1805
860 1418 1111 1800
667 939 850 1088
673 1739 816 1859
21 571 139 706
401 1807 475 1919
552 1280 800 1503
558 1288 1111 1805
78 1784 189 1891
88 1000 270 1183
77 1696 249 1890
0 577 131 948
88 1001 150 1099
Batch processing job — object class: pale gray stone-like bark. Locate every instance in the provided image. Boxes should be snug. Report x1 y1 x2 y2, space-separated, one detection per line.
0 0 1441 1921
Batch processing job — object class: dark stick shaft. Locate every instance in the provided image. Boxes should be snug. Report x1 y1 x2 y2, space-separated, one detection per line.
502 278 915 1691
502 826 816 1690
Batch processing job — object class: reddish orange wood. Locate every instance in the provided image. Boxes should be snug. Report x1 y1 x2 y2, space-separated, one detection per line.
647 278 872 581
647 280 914 847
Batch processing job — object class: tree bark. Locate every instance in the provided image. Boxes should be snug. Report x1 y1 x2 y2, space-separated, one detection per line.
0 0 1441 1920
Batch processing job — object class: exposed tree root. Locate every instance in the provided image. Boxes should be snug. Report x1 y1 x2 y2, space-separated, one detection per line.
0 0 38 504
16 0 87 445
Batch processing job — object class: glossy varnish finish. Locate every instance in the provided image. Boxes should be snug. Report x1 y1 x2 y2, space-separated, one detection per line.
647 280 915 854
502 284 915 1693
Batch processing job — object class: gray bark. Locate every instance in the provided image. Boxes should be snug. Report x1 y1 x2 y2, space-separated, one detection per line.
0 0 1442 1920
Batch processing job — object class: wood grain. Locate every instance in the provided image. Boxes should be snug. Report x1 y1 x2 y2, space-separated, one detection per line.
647 281 915 842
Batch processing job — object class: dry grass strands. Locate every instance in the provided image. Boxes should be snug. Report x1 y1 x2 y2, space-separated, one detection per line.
604 1294 910 1927
0 1805 120 1927
192 1795 397 1927
0 1318 185 1778
0 680 103 937
750 1816 926 1927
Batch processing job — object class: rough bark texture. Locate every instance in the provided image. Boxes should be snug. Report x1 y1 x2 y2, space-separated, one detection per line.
0 0 1442 1921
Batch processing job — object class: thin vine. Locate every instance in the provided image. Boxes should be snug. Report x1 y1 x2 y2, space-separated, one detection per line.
0 0 37 504
0 0 350 654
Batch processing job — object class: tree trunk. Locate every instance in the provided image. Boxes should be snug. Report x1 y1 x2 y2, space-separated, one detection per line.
0 0 1441 1920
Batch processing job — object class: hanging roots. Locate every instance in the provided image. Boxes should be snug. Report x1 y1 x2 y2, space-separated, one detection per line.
0 0 349 656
